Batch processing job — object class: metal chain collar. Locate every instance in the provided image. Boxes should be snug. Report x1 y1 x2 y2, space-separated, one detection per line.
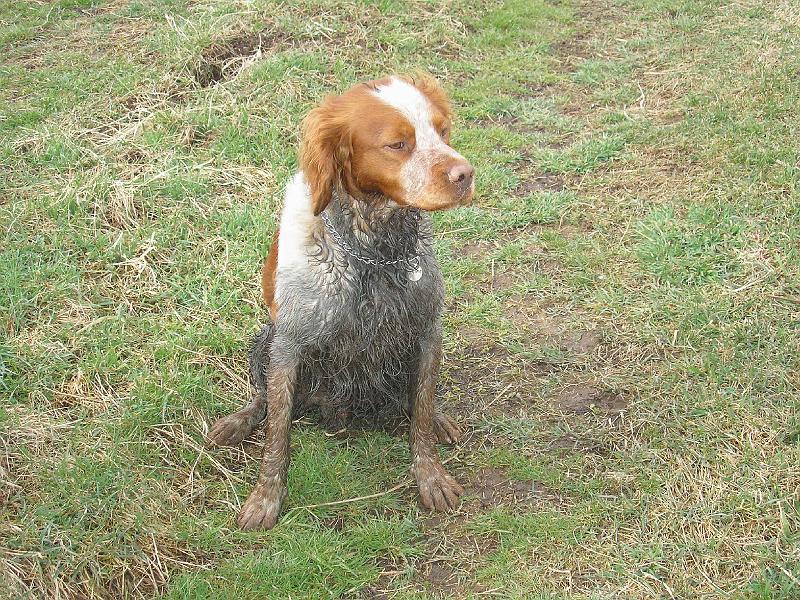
320 209 420 270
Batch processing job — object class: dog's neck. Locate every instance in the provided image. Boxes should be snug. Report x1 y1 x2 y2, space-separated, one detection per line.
322 188 424 266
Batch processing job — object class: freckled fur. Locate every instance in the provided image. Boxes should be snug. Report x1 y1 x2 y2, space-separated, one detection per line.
372 77 467 205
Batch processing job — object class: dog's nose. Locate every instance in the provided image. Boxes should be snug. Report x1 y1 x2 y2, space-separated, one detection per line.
448 162 475 187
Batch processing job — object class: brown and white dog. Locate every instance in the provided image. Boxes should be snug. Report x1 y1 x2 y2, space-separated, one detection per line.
208 74 475 530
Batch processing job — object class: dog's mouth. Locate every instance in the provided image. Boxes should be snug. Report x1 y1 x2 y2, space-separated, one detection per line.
458 180 476 206
406 180 476 212
410 198 462 211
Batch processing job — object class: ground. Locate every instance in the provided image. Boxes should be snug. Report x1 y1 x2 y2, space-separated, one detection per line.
1 0 799 598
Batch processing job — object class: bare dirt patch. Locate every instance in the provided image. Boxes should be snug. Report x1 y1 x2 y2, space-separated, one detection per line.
441 310 607 434
454 235 558 293
458 239 495 259
552 33 594 74
561 329 602 354
193 29 294 86
503 305 602 355
395 466 564 597
552 1 620 74
515 173 566 195
360 585 389 600
384 467 561 599
118 84 189 117
469 467 559 509
442 328 545 422
489 268 520 290
549 433 609 455
554 384 627 414
421 562 459 597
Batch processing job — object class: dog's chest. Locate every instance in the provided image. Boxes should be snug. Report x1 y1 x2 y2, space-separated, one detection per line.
302 263 441 414
275 198 446 415
300 244 443 412
306 203 443 343
324 261 441 345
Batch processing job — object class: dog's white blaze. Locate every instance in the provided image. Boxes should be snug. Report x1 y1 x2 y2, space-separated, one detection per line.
373 77 464 202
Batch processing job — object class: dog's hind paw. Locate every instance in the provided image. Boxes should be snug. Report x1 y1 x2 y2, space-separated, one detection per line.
237 482 287 531
207 410 258 447
433 412 462 445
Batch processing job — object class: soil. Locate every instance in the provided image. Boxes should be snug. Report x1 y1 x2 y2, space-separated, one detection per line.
554 385 627 414
515 174 566 195
560 329 602 354
468 467 559 509
395 465 562 598
550 433 609 455
423 563 458 597
193 28 294 86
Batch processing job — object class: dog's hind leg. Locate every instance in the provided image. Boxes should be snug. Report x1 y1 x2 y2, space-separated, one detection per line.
238 339 299 530
207 324 273 447
208 389 267 447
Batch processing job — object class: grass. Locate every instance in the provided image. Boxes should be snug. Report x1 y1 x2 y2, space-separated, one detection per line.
2 0 799 598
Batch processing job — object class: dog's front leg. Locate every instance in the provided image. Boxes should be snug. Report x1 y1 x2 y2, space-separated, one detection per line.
237 344 298 531
410 330 464 511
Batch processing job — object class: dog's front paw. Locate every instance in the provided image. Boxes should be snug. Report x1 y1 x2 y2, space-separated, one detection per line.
207 411 257 447
413 462 464 512
433 412 462 445
237 482 288 531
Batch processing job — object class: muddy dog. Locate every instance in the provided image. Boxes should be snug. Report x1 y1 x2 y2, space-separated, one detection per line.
208 74 475 530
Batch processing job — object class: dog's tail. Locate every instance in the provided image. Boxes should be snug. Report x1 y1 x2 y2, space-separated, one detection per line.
248 322 275 393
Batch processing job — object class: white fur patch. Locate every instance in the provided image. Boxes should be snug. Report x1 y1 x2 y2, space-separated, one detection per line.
372 77 464 202
276 172 316 274
274 172 325 316
275 171 319 307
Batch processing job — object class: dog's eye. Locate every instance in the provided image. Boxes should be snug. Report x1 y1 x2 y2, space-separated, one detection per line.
440 127 449 138
387 141 405 150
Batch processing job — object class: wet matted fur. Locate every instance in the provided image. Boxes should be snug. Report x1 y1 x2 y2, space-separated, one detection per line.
248 192 442 430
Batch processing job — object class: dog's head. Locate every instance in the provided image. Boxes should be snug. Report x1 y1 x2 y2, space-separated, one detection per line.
299 74 475 215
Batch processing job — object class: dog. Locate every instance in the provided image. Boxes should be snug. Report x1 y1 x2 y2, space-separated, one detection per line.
208 74 475 530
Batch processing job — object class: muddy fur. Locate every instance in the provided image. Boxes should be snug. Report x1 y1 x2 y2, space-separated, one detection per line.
249 190 444 430
248 323 273 394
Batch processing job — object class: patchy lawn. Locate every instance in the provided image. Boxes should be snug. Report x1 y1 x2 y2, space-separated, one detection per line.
1 0 799 598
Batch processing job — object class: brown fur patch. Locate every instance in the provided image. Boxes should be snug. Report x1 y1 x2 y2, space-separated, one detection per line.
261 230 279 321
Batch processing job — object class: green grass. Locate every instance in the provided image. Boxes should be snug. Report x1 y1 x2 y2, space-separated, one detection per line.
2 0 799 598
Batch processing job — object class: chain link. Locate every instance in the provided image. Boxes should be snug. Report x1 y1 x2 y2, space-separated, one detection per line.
320 210 420 270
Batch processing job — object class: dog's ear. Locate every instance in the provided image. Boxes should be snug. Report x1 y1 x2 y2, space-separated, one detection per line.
299 98 352 216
